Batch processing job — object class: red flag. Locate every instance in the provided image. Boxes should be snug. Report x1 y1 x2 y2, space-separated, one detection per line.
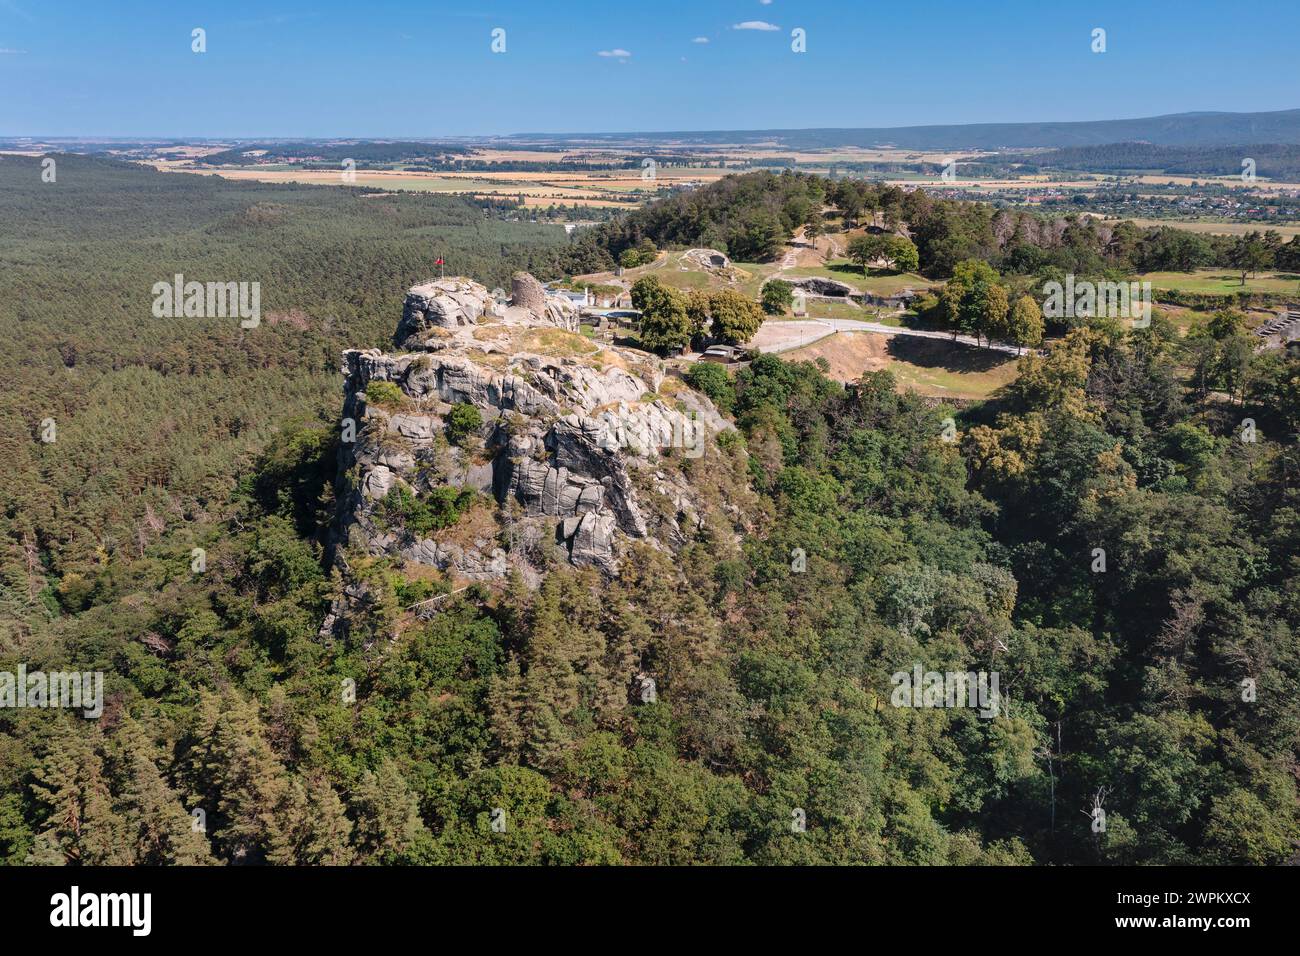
435 258 445 265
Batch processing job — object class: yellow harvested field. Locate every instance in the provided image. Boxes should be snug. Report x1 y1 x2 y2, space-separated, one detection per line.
157 162 713 206
164 166 648 203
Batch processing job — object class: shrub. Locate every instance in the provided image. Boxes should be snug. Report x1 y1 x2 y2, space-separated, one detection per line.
715 428 744 452
393 576 451 606
365 380 405 407
686 362 735 413
445 403 484 445
378 485 478 537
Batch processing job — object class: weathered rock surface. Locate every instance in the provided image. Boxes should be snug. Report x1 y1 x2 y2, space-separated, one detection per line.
787 276 860 298
507 272 581 331
683 248 731 271
396 272 582 349
510 271 547 317
397 277 497 348
328 274 735 601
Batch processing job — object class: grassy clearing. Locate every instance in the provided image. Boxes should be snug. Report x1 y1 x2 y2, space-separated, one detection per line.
788 299 905 327
520 328 600 357
577 253 771 297
784 330 1018 400
886 351 1020 399
647 266 717 292
1138 269 1300 296
731 262 780 297
783 261 933 294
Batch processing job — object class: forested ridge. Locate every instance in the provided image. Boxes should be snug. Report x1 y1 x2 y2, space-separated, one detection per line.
520 109 1300 149
998 143 1300 180
1 157 1298 866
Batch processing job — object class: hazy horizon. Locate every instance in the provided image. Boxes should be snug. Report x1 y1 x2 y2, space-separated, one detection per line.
7 107 1300 143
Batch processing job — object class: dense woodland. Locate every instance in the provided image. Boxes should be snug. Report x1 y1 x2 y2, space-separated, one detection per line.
2 157 1298 865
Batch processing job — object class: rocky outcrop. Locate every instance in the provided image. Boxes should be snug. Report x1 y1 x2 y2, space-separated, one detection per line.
396 272 581 349
505 272 580 331
328 275 734 596
787 276 860 298
510 271 547 317
683 248 731 271
397 277 497 348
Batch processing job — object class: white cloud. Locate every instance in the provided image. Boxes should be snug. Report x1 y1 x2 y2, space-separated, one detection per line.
733 21 779 31
0 47 27 54
691 36 709 44
597 48 631 57
759 0 773 5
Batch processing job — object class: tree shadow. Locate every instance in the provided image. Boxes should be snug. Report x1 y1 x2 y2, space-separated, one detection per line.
885 334 1018 374
826 262 865 277
825 262 909 281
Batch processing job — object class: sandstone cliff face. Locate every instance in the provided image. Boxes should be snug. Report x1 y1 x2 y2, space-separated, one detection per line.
396 274 580 350
327 274 733 610
396 277 498 348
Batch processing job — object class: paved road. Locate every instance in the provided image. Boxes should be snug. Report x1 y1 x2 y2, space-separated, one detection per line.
754 318 1025 356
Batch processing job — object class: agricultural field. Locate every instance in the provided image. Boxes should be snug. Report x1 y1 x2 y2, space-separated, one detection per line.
150 141 742 208
162 166 654 207
132 140 1300 242
143 141 1088 208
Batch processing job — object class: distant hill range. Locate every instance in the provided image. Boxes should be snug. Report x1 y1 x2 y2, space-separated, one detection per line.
997 142 1300 179
513 109 1300 150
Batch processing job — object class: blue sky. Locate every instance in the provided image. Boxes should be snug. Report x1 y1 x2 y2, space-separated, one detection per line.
1 0 1296 137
